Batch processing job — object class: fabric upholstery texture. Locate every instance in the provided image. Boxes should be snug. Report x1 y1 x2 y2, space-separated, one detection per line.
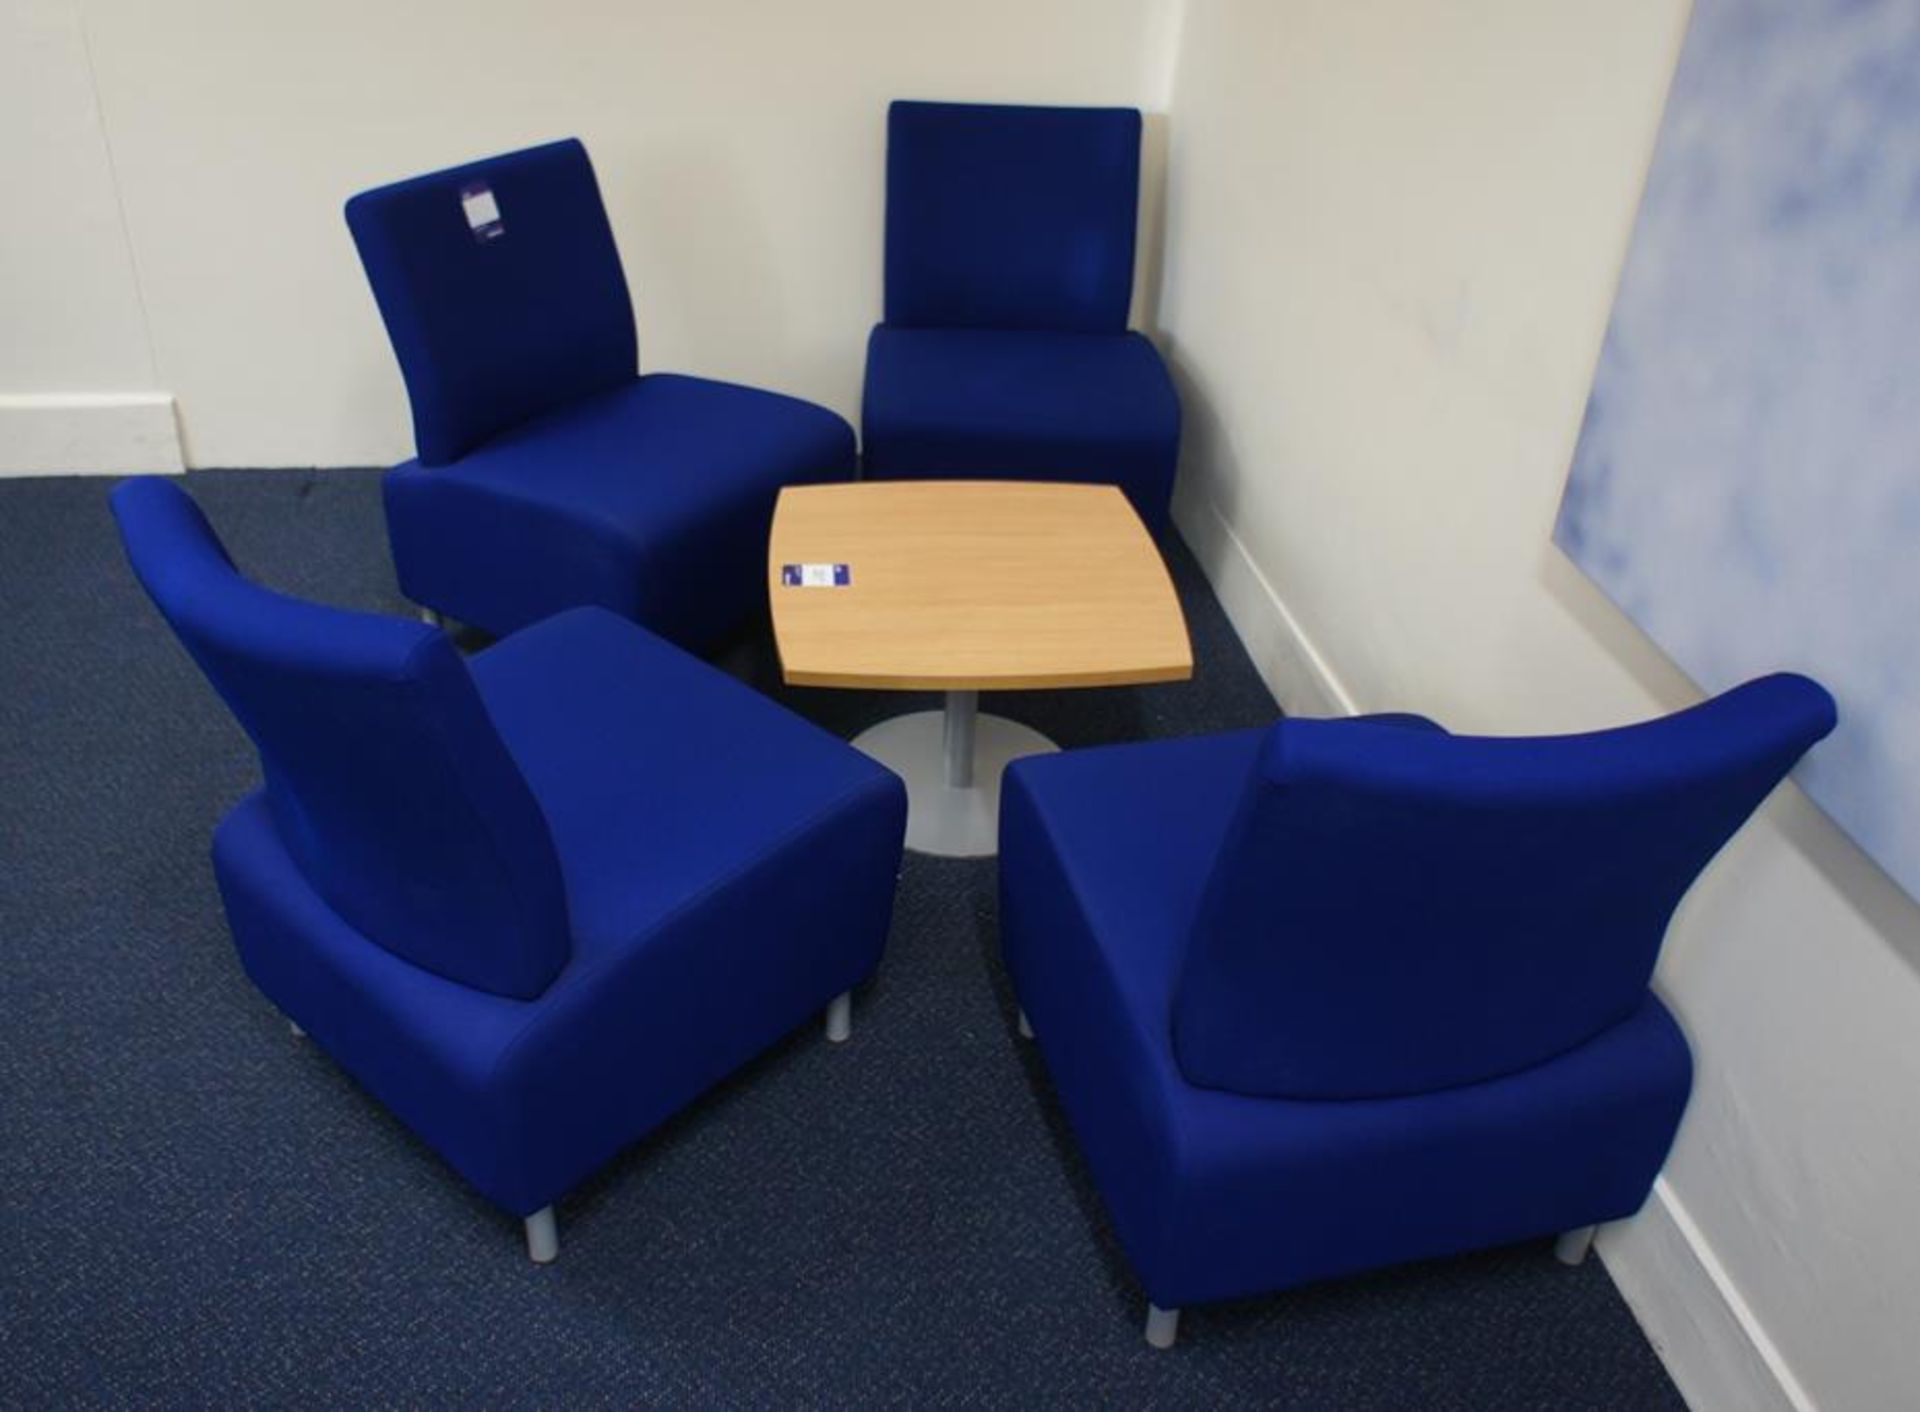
348 139 856 647
382 373 853 645
1178 676 1841 1099
884 101 1140 333
861 325 1179 519
111 477 906 1218
999 681 1835 1309
346 138 636 468
111 476 569 1001
864 102 1179 529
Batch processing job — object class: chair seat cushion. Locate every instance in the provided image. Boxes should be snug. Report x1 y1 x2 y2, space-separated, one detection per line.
860 325 1179 528
385 373 855 646
213 608 903 1215
999 730 1692 1308
468 607 894 954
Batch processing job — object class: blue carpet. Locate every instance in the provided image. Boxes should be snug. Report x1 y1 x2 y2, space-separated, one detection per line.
0 468 1684 1408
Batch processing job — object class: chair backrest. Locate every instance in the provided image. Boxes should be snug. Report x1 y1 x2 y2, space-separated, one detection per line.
111 477 571 1000
1173 676 1838 1099
884 100 1141 333
346 137 636 466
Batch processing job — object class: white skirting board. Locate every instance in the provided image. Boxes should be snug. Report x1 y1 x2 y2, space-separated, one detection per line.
1169 482 1356 718
1600 1182 1815 1412
1169 479 1810 1412
0 393 184 476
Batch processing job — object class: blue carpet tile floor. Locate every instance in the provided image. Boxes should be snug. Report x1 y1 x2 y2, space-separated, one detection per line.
0 468 1684 1408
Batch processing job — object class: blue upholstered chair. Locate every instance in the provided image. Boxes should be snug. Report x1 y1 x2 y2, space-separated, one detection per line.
347 138 856 648
862 101 1181 529
999 679 1836 1346
111 477 906 1262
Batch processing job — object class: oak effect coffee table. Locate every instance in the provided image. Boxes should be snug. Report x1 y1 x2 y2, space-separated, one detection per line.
767 480 1192 857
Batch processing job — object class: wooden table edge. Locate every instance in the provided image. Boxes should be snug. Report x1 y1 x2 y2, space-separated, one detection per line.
768 480 1194 695
780 661 1196 692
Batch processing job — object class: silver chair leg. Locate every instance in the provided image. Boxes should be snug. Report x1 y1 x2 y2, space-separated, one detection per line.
1554 1224 1597 1266
825 991 853 1044
525 1206 559 1263
1017 1008 1034 1039
1145 1302 1181 1349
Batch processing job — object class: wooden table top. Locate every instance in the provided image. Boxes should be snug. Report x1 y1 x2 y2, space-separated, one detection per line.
767 480 1193 691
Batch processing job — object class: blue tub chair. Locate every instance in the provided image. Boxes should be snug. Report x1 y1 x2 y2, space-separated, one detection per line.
999 680 1836 1345
347 138 856 649
111 477 905 1261
862 101 1181 529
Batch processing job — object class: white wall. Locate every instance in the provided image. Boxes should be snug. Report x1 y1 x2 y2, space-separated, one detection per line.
1 0 1168 469
0 0 178 473
1156 2 1920 1408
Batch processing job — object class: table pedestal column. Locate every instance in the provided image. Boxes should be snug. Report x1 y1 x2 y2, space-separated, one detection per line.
852 691 1058 857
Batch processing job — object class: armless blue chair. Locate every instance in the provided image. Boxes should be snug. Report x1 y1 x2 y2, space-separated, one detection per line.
347 138 856 649
862 101 1181 529
111 476 905 1261
999 679 1836 1346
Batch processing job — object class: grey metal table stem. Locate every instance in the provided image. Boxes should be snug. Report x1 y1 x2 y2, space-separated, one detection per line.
851 690 1057 857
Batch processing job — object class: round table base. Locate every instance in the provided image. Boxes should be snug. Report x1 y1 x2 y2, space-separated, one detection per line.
852 710 1059 857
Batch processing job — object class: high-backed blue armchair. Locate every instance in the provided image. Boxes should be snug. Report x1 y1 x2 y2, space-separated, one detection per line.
999 679 1836 1346
862 101 1181 529
111 477 905 1261
347 138 856 648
